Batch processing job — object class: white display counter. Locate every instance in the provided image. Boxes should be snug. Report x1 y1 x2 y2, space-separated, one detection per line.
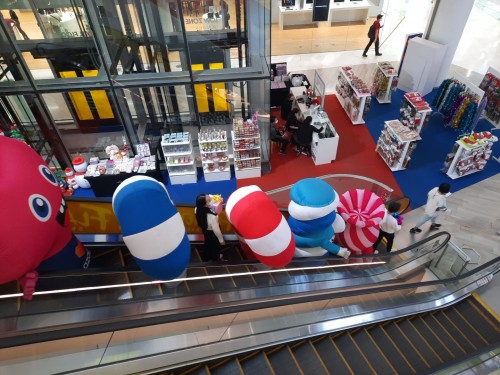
329 0 370 25
290 86 339 165
278 7 315 30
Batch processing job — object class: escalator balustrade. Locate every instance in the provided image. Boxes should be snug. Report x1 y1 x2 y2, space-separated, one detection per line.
167 295 499 375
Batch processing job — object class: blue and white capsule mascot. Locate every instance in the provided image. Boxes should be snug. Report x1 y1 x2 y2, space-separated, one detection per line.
112 176 190 280
288 178 351 259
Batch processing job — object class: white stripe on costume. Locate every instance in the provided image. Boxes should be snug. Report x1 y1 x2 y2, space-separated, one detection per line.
245 216 293 257
123 212 185 260
288 197 338 221
225 185 261 219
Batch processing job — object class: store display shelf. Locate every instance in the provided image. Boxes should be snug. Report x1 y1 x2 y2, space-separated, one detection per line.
164 150 193 157
447 169 480 180
199 138 226 143
234 156 260 161
233 135 260 141
201 149 228 154
169 170 196 176
167 161 194 166
163 140 190 146
234 146 260 151
376 97 392 104
377 148 405 171
336 94 365 125
204 166 230 174
339 68 371 98
202 158 230 164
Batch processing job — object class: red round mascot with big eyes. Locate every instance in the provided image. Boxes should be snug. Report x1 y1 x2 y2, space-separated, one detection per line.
0 137 88 299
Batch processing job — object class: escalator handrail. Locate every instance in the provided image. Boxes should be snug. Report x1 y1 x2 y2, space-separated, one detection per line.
1 245 498 349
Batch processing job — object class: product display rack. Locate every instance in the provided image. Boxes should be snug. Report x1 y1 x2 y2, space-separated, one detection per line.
442 132 497 179
198 128 231 182
336 67 371 125
399 92 432 133
161 132 197 185
232 118 261 179
376 120 421 171
372 62 399 104
478 66 500 127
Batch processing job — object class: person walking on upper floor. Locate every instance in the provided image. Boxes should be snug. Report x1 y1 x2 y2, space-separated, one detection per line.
9 10 30 40
373 202 401 253
195 194 226 261
410 183 451 234
363 14 383 57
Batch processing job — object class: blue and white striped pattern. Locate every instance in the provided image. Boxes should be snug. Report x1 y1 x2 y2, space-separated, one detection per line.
112 176 190 280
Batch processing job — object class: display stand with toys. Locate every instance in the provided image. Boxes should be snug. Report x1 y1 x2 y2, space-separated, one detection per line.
336 66 371 125
199 128 231 182
372 62 399 104
442 131 498 179
399 92 432 133
376 120 421 171
232 118 261 179
161 132 197 185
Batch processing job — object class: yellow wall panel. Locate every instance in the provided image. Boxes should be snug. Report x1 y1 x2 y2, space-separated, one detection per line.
60 71 94 120
192 64 209 112
209 63 229 112
82 70 115 119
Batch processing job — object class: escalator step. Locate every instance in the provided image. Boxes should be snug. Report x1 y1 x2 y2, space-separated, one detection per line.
271 271 293 286
227 265 258 288
368 326 416 374
332 332 376 374
210 358 242 375
409 316 455 363
314 336 354 375
382 323 430 373
396 319 443 368
177 365 210 375
290 340 329 375
349 329 396 374
423 313 466 358
455 298 500 344
205 265 237 291
240 352 274 375
266 346 303 375
444 305 490 349
431 310 476 353
184 267 215 294
190 247 203 263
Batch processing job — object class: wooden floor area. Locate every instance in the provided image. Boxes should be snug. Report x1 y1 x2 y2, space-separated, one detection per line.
271 18 375 56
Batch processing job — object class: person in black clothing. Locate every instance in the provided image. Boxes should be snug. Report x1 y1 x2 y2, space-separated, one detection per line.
9 9 30 40
363 14 383 57
280 93 294 121
195 194 226 261
280 108 301 154
292 116 323 156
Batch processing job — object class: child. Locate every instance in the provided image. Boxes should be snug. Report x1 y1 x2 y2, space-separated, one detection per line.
410 183 451 233
373 202 401 253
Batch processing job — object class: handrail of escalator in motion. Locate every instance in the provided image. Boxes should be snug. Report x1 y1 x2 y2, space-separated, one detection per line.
1 234 498 350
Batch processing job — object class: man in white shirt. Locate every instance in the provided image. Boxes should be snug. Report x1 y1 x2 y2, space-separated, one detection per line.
373 202 401 253
410 183 451 233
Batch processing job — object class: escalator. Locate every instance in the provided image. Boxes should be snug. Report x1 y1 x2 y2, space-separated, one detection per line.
1 196 499 373
1 252 497 374
167 294 499 375
0 230 448 347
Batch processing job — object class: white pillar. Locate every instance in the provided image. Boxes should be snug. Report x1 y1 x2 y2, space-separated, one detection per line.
425 0 475 85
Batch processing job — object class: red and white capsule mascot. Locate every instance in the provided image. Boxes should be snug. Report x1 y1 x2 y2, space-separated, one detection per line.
225 185 295 267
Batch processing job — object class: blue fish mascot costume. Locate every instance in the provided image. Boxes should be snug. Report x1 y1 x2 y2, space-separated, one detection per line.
288 178 351 258
112 176 190 280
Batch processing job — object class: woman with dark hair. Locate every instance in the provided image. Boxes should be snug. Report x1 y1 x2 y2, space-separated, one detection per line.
195 194 226 261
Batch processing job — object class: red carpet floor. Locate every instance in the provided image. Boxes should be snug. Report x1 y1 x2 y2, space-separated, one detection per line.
237 95 404 198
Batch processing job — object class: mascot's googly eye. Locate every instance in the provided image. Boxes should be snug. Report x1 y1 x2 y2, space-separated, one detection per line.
29 194 52 222
39 165 58 186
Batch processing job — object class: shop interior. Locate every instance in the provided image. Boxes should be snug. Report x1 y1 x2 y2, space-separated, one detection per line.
0 0 500 373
